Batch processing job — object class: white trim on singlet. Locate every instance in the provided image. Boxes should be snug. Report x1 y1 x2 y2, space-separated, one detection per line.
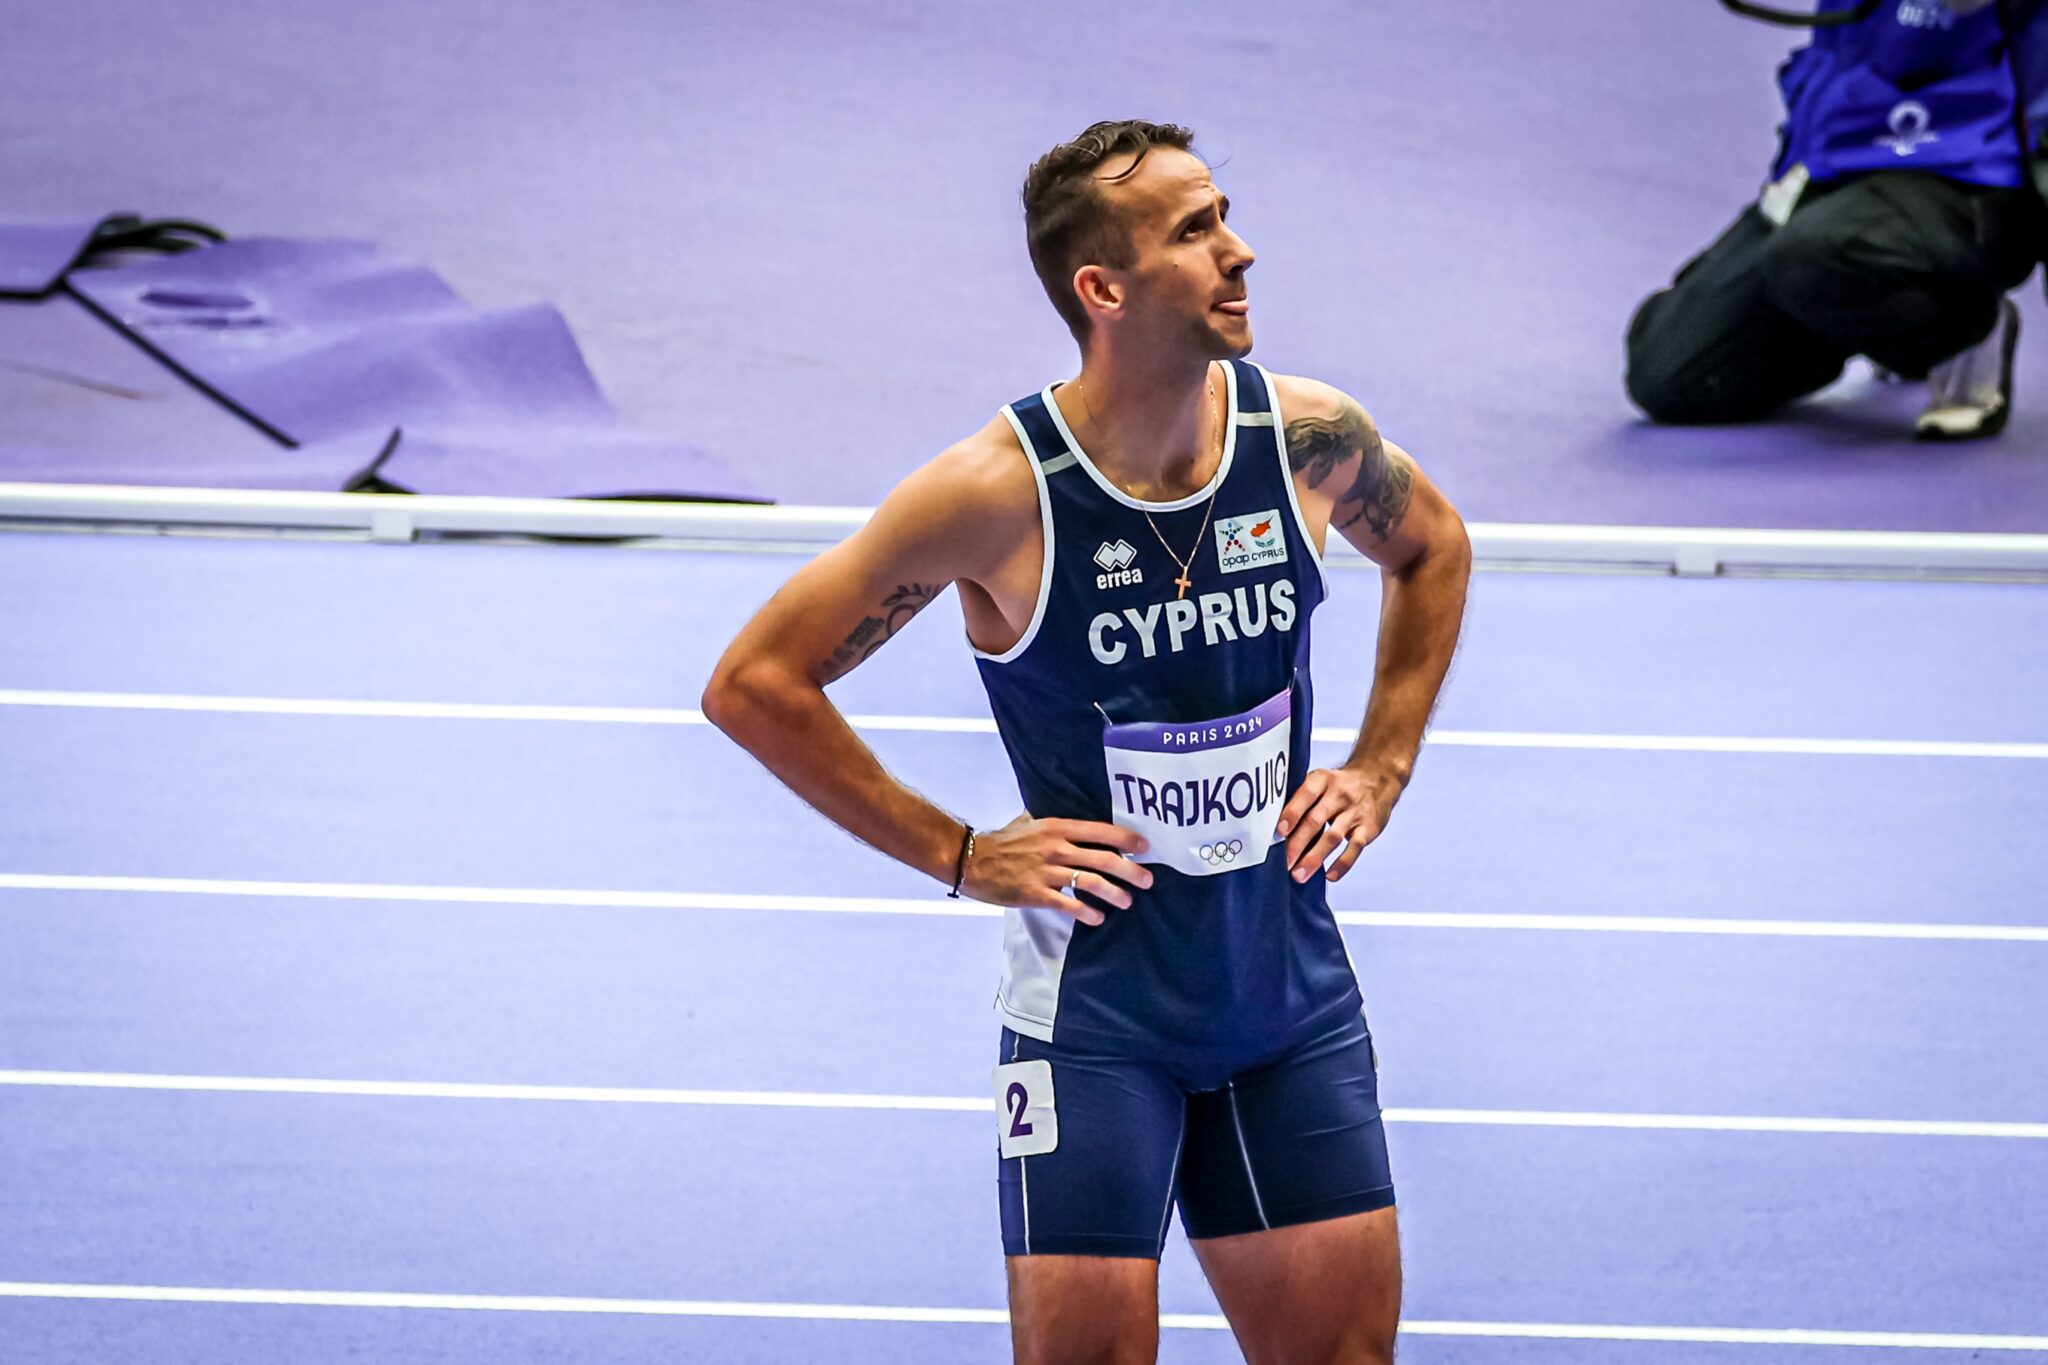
1260 363 1330 598
1037 362 1239 512
971 407 1057 664
995 905 1070 1042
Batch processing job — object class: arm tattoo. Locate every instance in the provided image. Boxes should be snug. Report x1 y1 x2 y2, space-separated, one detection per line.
1285 398 1414 545
818 582 943 684
1284 411 1352 491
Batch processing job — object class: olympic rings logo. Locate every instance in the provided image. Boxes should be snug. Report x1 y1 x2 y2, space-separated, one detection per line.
1198 839 1246 866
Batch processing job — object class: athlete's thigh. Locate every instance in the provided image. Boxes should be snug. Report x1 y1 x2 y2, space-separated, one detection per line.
1177 1013 1400 1362
1192 1207 1401 1365
996 1028 1185 1364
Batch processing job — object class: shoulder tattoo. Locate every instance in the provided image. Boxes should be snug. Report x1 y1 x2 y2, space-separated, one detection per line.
1284 398 1415 545
817 582 944 684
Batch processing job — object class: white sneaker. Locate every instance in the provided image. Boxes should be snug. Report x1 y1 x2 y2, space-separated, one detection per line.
1916 297 2019 441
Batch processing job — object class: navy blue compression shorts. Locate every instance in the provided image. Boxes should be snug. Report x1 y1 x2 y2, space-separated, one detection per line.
994 1009 1395 1258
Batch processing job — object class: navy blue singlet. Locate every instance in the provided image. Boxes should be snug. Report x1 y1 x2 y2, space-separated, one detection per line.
974 359 1362 1061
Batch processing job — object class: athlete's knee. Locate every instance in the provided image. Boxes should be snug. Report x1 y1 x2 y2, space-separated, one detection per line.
1359 1327 1398 1365
1013 1340 1152 1365
1340 1291 1400 1365
1264 1326 1394 1365
1011 1320 1154 1365
1008 1257 1159 1365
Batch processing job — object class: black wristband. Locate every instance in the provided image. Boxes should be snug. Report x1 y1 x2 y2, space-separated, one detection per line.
947 823 976 898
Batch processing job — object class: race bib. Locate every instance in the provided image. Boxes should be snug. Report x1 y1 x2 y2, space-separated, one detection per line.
993 1059 1058 1158
1102 687 1291 877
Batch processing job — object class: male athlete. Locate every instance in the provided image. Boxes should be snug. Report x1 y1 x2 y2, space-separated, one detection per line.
704 120 1470 1365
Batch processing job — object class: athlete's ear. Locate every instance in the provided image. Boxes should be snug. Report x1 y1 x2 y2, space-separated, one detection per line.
1072 264 1124 328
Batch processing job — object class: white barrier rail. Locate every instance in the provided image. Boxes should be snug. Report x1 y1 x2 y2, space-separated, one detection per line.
2 481 2045 577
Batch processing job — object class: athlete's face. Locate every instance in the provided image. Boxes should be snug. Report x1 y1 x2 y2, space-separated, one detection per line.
1094 148 1255 359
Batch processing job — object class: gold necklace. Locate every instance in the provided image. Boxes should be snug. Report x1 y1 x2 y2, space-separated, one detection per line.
1075 370 1225 600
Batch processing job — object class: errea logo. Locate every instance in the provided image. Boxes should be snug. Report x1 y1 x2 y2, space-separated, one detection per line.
1094 539 1143 589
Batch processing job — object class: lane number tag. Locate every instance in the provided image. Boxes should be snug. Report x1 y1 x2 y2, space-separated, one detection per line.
992 1059 1058 1158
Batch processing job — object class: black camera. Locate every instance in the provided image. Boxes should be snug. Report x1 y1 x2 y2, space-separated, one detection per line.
1719 0 1882 27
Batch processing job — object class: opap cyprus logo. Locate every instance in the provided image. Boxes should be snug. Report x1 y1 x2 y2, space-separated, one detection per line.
1214 508 1288 575
1093 539 1142 589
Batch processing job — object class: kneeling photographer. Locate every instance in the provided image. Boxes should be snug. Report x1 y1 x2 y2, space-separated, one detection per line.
1628 0 2048 439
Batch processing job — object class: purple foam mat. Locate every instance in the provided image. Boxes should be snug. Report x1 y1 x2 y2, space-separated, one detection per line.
26 241 761 500
64 239 489 444
0 293 389 489
0 217 100 297
0 292 201 398
374 423 765 500
0 437 389 492
1 0 2043 527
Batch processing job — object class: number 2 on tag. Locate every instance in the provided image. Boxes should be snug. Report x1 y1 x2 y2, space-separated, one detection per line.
992 1059 1058 1158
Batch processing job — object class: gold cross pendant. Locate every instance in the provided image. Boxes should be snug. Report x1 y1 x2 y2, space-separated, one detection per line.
1174 573 1192 599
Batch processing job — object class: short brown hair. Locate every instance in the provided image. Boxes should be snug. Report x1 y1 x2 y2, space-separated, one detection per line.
1022 119 1197 343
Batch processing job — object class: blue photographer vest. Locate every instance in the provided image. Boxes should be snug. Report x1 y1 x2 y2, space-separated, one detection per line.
1773 0 2030 187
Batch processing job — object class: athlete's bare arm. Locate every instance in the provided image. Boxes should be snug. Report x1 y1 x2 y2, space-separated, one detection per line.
1270 373 1472 882
701 418 1152 920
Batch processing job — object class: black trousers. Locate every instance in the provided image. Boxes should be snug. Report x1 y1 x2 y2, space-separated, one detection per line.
1626 172 2043 423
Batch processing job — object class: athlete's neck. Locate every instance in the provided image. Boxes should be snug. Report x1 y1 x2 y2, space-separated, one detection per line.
1058 351 1222 502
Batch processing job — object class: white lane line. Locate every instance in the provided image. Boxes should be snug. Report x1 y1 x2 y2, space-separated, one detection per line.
0 1283 2040 1350
4 1070 2042 1139
1417 730 2048 760
0 874 1003 919
1384 1107 2048 1139
1339 910 2048 943
5 873 2046 942
3 689 2042 760
0 689 711 726
0 1071 988 1113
